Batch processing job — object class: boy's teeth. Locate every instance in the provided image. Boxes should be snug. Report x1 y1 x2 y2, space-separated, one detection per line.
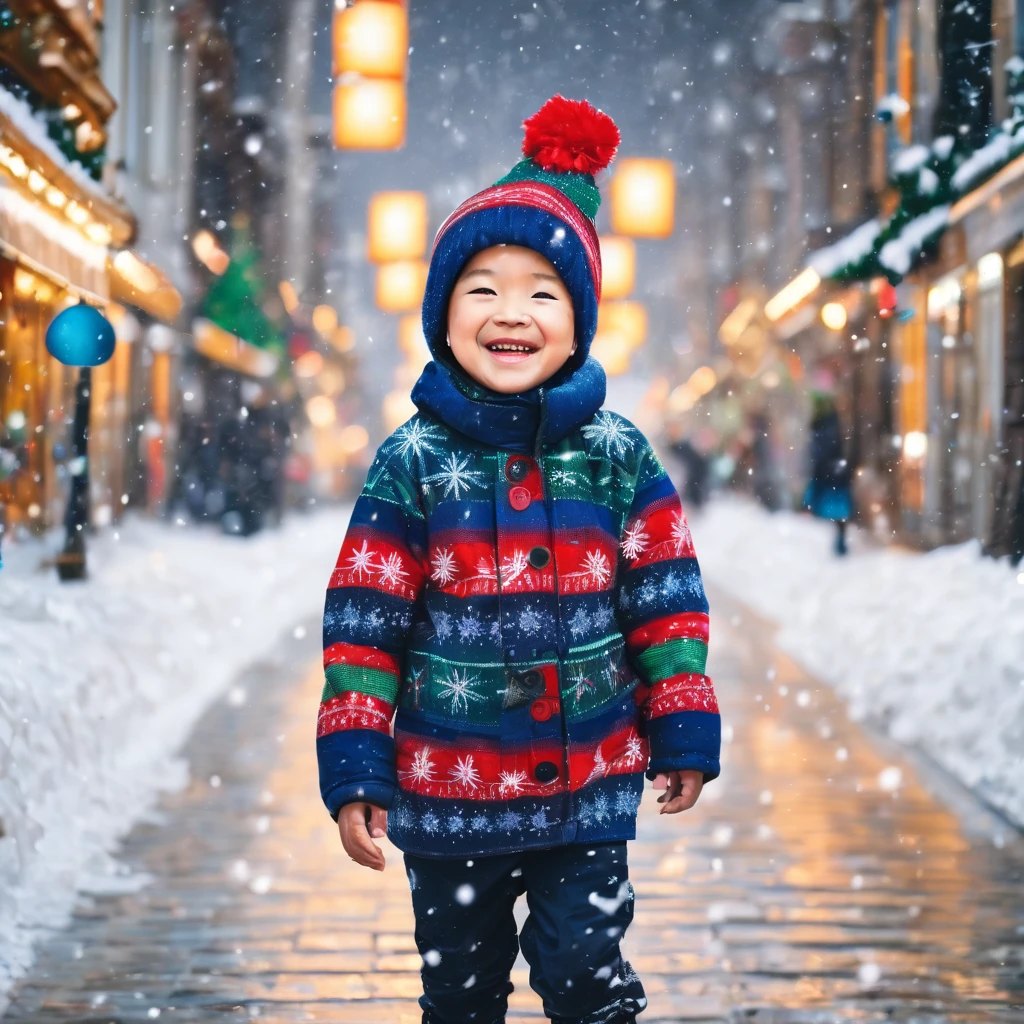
490 344 533 352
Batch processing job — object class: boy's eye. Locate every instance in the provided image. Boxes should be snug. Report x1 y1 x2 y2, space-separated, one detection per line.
468 286 496 295
532 291 557 300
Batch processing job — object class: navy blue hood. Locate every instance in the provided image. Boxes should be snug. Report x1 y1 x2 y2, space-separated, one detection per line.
411 356 606 455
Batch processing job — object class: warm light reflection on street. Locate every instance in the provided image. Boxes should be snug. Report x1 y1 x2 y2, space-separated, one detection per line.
5 587 1022 1021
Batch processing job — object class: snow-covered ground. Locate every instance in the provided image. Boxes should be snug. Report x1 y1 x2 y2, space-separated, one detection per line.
0 510 349 1006
691 498 1024 829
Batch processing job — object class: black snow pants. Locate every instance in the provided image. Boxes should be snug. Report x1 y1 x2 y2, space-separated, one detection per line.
403 840 646 1024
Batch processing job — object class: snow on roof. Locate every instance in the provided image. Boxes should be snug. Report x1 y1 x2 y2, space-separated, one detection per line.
808 218 881 278
892 144 930 175
0 84 110 203
952 131 1017 193
878 204 951 276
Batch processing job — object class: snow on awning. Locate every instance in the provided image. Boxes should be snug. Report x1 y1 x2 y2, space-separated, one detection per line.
808 219 881 278
877 205 951 277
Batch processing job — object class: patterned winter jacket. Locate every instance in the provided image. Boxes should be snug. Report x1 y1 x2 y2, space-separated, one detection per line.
317 357 720 857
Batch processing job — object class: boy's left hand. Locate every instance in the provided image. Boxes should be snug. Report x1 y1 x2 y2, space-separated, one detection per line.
657 770 704 814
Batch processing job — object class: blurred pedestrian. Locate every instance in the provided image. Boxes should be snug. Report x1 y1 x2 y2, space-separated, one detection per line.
803 391 853 555
669 435 710 510
316 98 720 1024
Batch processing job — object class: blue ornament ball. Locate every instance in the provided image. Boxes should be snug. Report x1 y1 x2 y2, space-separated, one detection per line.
46 303 116 367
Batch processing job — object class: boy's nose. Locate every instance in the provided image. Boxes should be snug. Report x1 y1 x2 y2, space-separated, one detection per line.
493 308 532 327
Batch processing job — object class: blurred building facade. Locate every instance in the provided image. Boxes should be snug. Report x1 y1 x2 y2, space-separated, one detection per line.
699 0 1024 557
0 0 357 553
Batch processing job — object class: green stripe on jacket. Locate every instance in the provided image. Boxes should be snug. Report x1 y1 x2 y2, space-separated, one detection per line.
323 663 400 705
636 637 707 682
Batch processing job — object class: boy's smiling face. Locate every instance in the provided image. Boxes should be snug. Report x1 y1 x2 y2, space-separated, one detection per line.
446 245 576 394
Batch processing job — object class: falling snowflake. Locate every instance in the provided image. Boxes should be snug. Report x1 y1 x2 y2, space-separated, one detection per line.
621 520 649 561
620 736 644 767
449 755 482 791
375 551 409 588
518 605 545 636
672 512 692 555
433 610 454 639
458 613 485 642
391 418 442 465
431 547 459 585
496 810 523 831
345 539 376 580
568 606 591 638
425 452 485 499
500 550 530 585
582 412 636 459
400 747 436 784
421 811 440 834
438 668 484 714
498 769 528 796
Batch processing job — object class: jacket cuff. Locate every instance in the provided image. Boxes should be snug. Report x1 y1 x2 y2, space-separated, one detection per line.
645 709 721 782
317 728 397 819
646 752 720 783
324 780 396 820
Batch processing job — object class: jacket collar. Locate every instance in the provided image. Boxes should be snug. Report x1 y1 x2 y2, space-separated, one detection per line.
410 357 606 455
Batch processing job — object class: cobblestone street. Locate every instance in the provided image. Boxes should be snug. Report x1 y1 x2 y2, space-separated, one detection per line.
4 587 1023 1023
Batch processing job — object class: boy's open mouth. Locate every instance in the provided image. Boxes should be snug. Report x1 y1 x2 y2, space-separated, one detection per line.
483 339 540 364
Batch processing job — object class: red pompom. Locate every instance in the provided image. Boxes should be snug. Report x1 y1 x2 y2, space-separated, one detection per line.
522 95 620 175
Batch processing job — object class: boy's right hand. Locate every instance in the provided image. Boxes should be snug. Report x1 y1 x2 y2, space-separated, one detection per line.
337 802 388 871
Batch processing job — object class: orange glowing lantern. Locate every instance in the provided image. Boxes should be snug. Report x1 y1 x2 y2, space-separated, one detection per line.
598 300 648 350
590 332 632 376
610 158 676 239
376 260 428 313
368 191 428 263
333 78 406 150
332 0 408 79
599 236 635 300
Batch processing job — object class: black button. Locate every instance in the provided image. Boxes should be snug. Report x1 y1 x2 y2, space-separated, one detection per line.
506 458 530 482
520 669 544 691
534 761 559 783
528 546 551 569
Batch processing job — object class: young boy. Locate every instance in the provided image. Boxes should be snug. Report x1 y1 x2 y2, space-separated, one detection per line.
317 96 720 1024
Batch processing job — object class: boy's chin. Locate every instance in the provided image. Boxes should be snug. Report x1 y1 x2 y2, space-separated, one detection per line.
474 366 552 393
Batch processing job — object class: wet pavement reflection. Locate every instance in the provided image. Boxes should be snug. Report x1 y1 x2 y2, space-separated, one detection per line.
4 587 1023 1022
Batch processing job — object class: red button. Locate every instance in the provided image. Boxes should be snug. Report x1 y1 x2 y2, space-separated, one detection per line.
530 699 553 722
509 486 532 511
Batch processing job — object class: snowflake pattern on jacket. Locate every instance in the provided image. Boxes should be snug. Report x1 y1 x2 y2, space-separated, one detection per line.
317 408 720 857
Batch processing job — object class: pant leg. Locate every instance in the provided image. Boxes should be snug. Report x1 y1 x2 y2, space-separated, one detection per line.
518 842 646 1024
404 851 526 1024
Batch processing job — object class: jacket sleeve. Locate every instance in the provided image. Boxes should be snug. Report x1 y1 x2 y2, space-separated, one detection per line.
617 443 721 782
317 450 428 818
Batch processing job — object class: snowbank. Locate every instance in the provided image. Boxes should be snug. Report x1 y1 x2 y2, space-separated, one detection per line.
0 510 349 1005
691 499 1024 828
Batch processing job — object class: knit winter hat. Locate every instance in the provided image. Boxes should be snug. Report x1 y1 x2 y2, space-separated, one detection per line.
421 96 620 372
